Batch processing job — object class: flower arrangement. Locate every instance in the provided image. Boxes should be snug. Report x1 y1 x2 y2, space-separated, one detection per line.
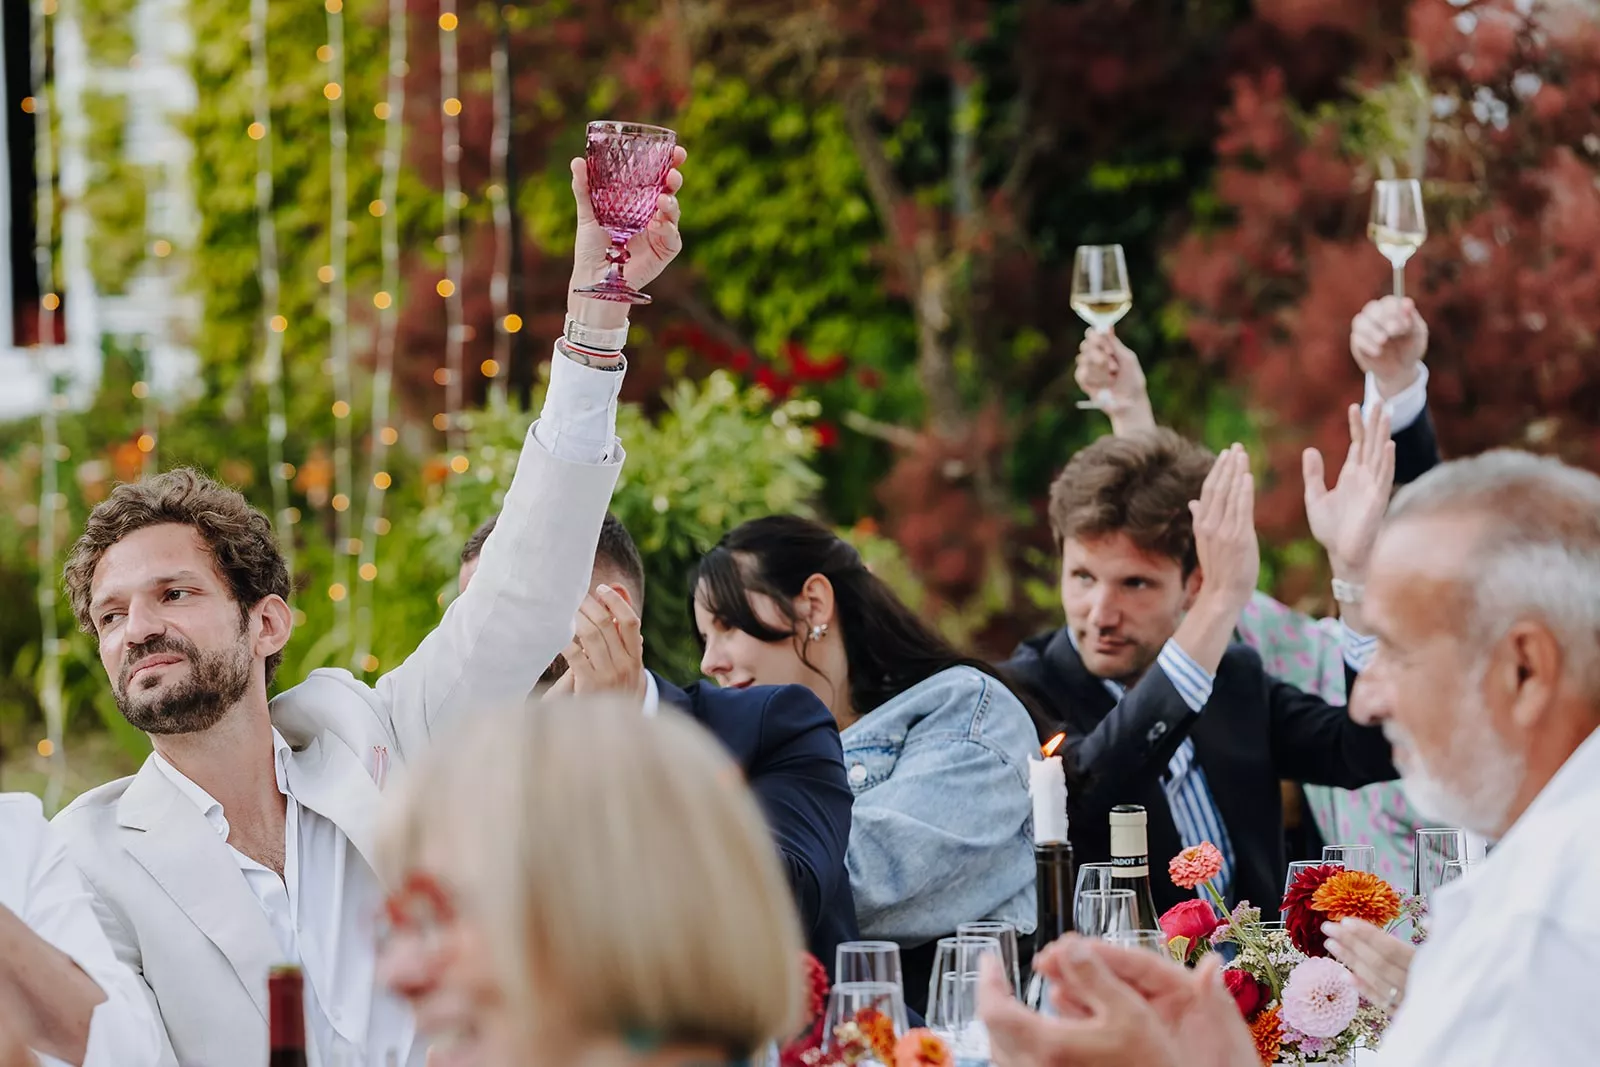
1157 845 1423 1065
781 953 951 1067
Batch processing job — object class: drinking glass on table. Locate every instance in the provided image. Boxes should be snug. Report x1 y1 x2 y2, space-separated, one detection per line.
1069 244 1132 410
1438 859 1468 889
1414 828 1469 898
1074 862 1118 903
1104 929 1169 954
572 120 678 304
823 982 903 1065
1368 178 1426 298
835 941 908 1031
1283 860 1343 920
957 922 1021 999
1323 844 1377 874
1074 888 1137 940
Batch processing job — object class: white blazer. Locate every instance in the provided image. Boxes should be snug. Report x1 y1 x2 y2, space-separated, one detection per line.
52 426 621 1067
0 793 166 1067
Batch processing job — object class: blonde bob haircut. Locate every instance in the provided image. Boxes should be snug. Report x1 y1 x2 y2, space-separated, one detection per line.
380 695 804 1058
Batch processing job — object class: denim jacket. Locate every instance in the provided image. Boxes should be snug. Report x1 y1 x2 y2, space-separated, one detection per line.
840 665 1038 945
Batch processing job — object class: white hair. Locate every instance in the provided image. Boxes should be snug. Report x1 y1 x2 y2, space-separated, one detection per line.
1387 450 1600 700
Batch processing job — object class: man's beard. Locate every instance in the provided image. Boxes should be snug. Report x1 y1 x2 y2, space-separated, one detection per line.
1386 669 1525 837
114 629 255 735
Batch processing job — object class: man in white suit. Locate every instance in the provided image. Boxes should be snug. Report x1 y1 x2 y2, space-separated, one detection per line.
50 146 687 1067
1 793 164 1067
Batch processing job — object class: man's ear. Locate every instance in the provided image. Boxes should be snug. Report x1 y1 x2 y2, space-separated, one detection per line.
599 580 638 611
1181 565 1204 612
254 595 293 659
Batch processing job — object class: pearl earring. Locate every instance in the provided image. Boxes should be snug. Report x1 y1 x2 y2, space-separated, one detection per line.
808 623 829 642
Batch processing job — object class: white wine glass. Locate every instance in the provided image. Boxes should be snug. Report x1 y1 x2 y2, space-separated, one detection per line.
1074 888 1137 939
1323 844 1377 874
1368 179 1426 298
957 921 1021 1000
1103 929 1169 954
1070 244 1132 410
1413 828 1468 899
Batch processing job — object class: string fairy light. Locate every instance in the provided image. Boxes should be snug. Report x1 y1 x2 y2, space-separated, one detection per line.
249 0 295 578
439 0 465 456
31 0 67 809
486 5 512 408
325 0 354 648
352 0 408 675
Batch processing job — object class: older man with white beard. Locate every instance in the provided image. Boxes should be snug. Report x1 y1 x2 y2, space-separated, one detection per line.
977 448 1600 1067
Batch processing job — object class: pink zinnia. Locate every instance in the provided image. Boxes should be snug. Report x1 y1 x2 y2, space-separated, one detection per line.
1168 842 1224 890
1279 957 1360 1039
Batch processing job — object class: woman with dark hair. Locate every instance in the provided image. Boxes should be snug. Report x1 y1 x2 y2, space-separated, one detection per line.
690 515 1037 1012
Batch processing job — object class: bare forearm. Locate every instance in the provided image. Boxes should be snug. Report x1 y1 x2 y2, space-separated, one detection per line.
0 908 103 1065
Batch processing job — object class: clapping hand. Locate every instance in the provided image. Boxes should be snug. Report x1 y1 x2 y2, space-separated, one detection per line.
1325 918 1415 1015
544 585 647 704
1302 403 1395 581
1190 445 1261 617
1075 329 1155 434
568 146 687 324
1351 296 1427 398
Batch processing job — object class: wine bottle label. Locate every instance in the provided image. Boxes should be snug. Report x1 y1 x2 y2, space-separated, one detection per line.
1109 811 1150 872
1110 855 1149 877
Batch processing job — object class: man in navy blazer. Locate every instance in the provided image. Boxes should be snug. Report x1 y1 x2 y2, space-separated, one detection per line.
460 513 860 971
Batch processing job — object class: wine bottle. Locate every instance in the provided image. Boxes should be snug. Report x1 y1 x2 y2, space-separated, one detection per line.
1108 804 1162 930
1024 841 1075 1009
268 964 310 1067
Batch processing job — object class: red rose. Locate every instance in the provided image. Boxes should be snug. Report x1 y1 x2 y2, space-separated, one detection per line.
1223 968 1269 1020
1159 898 1222 955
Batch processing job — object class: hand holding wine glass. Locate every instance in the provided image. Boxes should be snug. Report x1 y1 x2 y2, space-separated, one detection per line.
569 121 686 327
1074 329 1155 434
1369 179 1426 298
1350 295 1427 398
1070 245 1133 410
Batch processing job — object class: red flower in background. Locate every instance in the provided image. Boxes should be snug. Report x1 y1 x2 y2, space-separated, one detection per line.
1223 968 1270 1021
1159 898 1222 955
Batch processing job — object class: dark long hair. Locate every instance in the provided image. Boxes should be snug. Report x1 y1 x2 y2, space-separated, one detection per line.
689 515 1011 715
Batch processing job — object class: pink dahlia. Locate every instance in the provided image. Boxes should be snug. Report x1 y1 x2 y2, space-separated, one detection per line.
1279 957 1360 1039
1169 842 1225 890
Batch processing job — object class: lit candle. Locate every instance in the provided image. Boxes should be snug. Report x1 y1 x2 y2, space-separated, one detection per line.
1030 738 1069 845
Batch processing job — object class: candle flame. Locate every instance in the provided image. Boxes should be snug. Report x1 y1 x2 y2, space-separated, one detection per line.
1042 733 1065 758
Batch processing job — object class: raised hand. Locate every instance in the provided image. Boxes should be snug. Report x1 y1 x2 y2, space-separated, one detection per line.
554 585 647 703
1190 445 1261 615
568 145 687 326
1075 329 1155 434
1350 296 1427 398
1302 403 1396 580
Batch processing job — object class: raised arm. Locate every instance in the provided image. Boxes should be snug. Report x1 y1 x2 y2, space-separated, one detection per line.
371 148 687 756
1 799 168 1067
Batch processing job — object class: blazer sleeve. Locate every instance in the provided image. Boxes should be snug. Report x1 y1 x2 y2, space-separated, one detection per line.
16 805 173 1067
1393 406 1440 487
1066 669 1199 806
370 426 621 760
1265 654 1398 789
749 686 855 936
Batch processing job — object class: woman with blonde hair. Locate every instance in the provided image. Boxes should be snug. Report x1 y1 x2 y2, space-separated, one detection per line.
377 695 804 1067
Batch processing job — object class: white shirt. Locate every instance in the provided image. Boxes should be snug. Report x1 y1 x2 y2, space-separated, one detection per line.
1376 724 1600 1065
0 793 165 1067
152 344 625 1067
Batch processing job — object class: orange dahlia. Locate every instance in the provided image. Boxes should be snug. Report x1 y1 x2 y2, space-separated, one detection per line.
893 1029 952 1067
1311 870 1402 927
856 1008 897 1064
1249 1005 1283 1065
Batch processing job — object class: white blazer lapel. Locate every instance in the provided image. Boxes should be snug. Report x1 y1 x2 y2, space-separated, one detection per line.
284 735 385 878
117 760 280 1021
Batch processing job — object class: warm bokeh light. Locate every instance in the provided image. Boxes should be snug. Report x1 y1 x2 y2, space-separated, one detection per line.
152 239 173 257
443 97 462 117
248 122 266 140
329 583 347 602
41 293 60 311
480 359 500 377
438 11 458 30
502 313 522 333
136 434 156 453
324 82 342 100
449 455 470 474
332 400 351 418
359 563 378 582
436 279 456 298
332 494 351 512
318 265 335 283
373 291 392 310
373 471 392 489
270 315 288 332
132 381 150 399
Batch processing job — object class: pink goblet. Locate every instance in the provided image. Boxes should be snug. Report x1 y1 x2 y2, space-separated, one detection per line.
573 120 677 304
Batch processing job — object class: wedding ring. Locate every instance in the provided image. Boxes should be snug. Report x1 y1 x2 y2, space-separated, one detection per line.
1384 985 1400 1012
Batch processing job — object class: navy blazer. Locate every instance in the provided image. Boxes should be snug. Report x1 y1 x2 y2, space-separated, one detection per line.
1000 405 1439 915
654 673 860 972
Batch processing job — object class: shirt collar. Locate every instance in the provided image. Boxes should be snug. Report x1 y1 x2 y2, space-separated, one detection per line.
151 727 295 843
642 671 660 717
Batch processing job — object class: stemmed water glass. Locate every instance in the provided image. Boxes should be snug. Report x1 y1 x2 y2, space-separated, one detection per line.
1414 828 1468 899
1368 179 1426 298
1069 245 1132 410
1322 844 1377 874
572 120 678 304
1283 859 1343 920
1074 888 1137 940
927 936 1000 1061
835 941 909 1032
957 922 1021 999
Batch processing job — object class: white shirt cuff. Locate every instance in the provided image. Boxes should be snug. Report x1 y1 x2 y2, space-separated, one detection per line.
1362 363 1429 433
1157 640 1215 713
531 341 624 465
1341 619 1377 673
